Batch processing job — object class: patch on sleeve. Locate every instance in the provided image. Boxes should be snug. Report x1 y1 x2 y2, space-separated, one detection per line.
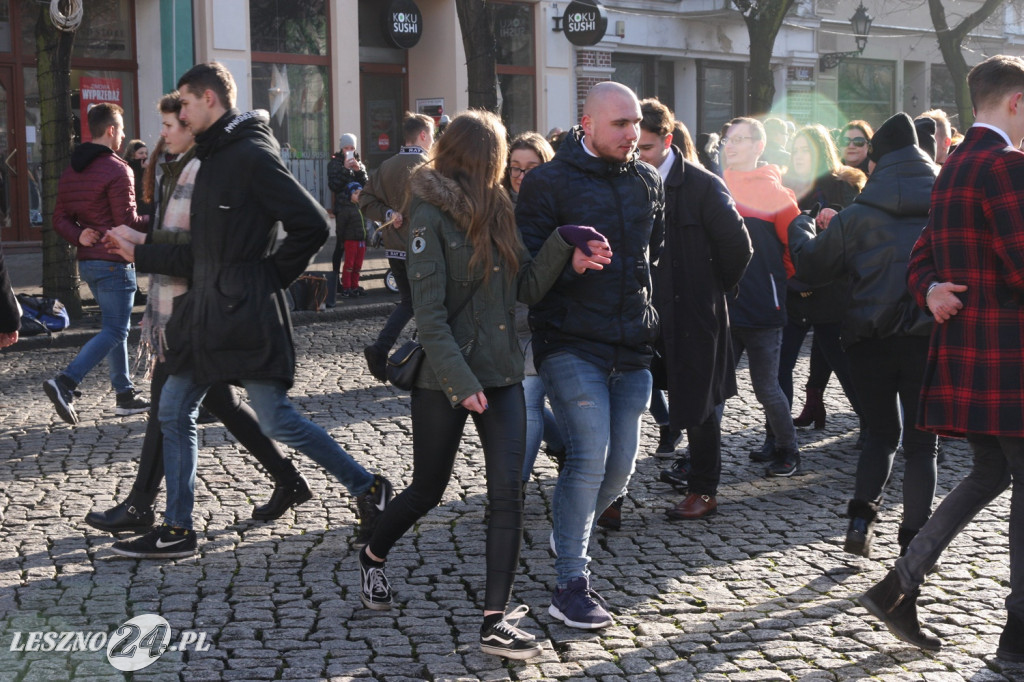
411 228 427 254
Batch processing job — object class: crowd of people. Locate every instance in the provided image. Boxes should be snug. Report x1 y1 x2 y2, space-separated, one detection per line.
2 54 1022 664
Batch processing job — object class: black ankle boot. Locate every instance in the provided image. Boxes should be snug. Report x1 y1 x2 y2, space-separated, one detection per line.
858 570 942 651
655 426 681 455
997 612 1024 662
252 475 313 521
84 493 155 533
844 498 879 558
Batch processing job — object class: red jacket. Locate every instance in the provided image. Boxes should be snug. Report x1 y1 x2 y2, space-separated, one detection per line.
907 126 1024 437
52 143 149 262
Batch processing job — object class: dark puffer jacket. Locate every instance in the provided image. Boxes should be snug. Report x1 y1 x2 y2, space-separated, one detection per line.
516 126 664 372
135 109 329 387
53 143 149 261
788 144 937 348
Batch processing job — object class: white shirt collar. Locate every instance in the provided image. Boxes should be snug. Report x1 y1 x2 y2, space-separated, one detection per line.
971 122 1013 147
581 135 600 158
656 148 676 181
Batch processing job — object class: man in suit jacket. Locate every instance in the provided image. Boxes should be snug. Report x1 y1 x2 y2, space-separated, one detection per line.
858 54 1024 663
0 239 19 348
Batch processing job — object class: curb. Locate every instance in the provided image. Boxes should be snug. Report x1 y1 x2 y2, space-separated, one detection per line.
1 301 395 355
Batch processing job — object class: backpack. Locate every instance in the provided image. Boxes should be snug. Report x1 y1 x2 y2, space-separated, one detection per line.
17 294 71 336
286 273 327 312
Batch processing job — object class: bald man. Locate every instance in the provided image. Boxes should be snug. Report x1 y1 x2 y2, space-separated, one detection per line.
517 81 664 630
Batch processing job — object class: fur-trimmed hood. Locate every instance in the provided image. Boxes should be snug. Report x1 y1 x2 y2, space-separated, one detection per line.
835 164 867 193
410 167 473 229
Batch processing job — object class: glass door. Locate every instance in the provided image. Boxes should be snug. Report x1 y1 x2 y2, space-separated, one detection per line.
360 65 406 171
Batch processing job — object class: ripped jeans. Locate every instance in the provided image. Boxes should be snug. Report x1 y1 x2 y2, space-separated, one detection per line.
540 351 652 585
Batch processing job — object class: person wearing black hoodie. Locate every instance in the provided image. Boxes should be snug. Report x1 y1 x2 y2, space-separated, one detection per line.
788 112 939 560
105 62 392 560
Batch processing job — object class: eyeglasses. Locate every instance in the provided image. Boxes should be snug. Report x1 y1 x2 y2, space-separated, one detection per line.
721 135 755 146
508 166 533 178
840 136 868 148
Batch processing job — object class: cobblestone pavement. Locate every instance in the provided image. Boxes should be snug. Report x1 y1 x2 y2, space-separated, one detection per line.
0 316 1021 682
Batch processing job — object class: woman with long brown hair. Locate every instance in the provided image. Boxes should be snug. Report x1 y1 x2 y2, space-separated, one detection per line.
357 110 611 659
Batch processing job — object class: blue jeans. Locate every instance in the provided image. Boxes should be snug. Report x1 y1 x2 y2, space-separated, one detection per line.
63 260 137 394
732 327 796 451
520 373 565 481
159 374 375 529
896 434 1024 621
540 352 652 585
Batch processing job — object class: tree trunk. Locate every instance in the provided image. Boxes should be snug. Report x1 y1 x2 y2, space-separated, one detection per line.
36 4 79 316
455 0 498 112
736 0 795 117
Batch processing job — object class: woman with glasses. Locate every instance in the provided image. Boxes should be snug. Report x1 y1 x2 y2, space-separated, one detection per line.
780 124 866 436
503 133 569 484
839 120 875 175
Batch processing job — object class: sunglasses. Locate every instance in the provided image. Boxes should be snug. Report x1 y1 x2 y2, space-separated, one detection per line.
841 136 868 148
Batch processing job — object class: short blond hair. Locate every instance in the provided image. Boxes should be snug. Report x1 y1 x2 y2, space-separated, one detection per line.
918 109 951 141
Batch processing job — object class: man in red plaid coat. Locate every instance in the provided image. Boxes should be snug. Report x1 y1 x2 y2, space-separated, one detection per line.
857 55 1024 662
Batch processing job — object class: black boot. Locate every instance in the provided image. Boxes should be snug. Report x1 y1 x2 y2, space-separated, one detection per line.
325 273 339 308
596 496 623 531
252 474 313 521
897 526 917 557
844 498 880 558
793 387 826 429
858 570 942 651
84 492 155 533
655 425 682 455
997 612 1024 662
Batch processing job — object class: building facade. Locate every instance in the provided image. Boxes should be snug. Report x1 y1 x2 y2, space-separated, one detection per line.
0 0 1018 246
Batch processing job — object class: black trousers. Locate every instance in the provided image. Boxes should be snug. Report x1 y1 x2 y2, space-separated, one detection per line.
368 384 526 612
131 361 300 504
846 336 937 530
686 411 722 496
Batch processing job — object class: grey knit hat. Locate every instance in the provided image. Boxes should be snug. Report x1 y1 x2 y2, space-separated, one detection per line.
339 133 357 149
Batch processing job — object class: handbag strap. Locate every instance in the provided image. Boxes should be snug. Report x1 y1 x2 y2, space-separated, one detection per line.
445 278 483 325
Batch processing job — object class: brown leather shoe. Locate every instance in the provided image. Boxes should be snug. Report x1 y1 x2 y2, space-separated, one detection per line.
666 493 718 520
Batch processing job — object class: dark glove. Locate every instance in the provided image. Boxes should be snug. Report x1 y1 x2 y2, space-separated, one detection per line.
556 224 606 257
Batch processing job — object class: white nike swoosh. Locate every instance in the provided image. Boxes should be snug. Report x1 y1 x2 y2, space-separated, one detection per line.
375 489 387 511
155 537 187 549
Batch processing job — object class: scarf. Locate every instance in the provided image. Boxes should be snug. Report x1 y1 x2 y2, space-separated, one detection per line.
137 156 200 375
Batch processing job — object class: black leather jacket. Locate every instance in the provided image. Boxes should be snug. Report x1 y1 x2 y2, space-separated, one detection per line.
788 145 937 348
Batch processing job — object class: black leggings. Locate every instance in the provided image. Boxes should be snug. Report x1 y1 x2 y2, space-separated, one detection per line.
368 383 526 612
131 362 301 504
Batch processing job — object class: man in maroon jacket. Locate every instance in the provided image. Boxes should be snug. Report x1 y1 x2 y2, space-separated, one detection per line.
859 55 1024 663
43 102 150 425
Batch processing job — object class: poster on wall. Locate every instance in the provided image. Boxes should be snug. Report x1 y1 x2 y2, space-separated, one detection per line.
367 100 396 153
79 76 123 142
416 98 444 126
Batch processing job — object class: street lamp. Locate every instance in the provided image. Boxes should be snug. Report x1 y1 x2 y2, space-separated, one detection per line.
820 2 873 71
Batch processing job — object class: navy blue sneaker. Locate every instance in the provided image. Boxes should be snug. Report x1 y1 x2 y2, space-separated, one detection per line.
549 576 614 629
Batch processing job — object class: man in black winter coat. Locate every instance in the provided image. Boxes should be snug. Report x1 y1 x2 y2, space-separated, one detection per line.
517 81 663 631
105 62 391 560
636 99 752 521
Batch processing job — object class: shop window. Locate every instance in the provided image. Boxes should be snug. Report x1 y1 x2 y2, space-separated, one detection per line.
697 61 744 137
612 54 674 106
493 2 535 136
250 0 327 56
838 60 894 130
19 0 131 60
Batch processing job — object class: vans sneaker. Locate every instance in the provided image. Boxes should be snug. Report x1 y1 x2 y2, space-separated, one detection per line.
359 549 393 610
766 448 800 477
110 523 197 559
115 389 151 416
549 576 614 629
43 375 80 425
480 605 543 659
354 474 394 547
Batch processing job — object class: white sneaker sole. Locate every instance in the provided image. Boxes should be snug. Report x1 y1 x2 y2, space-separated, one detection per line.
115 406 150 416
359 592 392 611
548 603 613 629
110 546 196 560
480 642 543 659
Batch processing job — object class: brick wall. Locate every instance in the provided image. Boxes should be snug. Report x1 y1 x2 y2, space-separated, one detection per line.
575 49 615 120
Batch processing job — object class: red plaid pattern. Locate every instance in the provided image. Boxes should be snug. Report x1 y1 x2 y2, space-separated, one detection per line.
908 126 1024 437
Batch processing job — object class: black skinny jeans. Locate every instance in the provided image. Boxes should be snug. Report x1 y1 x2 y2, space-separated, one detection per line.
368 383 526 613
846 336 937 530
131 362 300 504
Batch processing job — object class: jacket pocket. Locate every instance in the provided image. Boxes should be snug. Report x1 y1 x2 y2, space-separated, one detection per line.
206 266 269 351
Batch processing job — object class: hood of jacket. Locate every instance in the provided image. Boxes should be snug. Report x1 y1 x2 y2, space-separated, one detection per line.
557 126 644 179
194 108 277 160
70 142 116 172
724 164 795 215
410 166 473 229
855 145 937 217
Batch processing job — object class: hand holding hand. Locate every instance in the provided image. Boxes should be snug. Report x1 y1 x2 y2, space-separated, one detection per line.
110 225 147 245
79 228 100 247
460 391 488 414
926 282 968 323
392 212 403 229
572 240 613 274
102 231 136 262
0 331 17 349
816 207 838 230
557 225 607 256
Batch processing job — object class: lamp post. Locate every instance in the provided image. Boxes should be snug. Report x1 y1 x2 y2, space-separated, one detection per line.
820 2 873 71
